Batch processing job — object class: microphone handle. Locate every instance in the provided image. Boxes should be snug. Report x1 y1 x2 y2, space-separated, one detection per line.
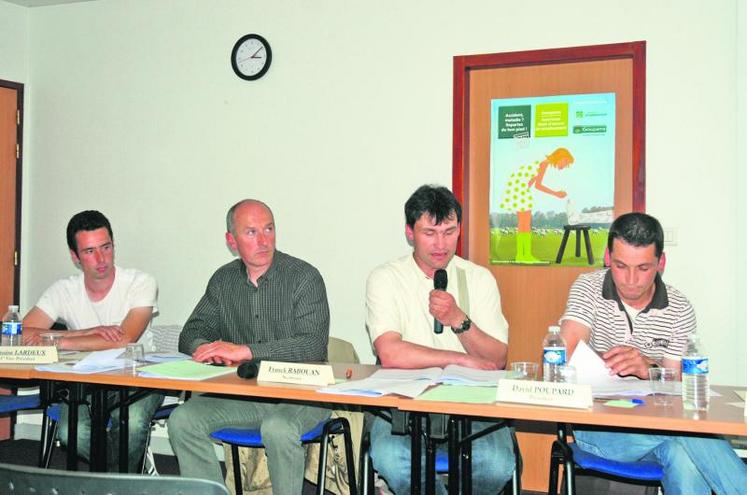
434 320 443 334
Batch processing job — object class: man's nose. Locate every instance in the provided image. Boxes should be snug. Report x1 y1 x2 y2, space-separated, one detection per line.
94 249 104 262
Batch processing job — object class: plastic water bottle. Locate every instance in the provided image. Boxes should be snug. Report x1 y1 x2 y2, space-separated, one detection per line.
542 325 567 382
1 305 22 347
682 333 709 410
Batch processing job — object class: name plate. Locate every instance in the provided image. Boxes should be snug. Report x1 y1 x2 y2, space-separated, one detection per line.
497 378 593 409
257 361 335 387
0 346 58 364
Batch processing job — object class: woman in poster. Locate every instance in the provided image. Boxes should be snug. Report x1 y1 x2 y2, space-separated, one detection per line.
500 147 574 263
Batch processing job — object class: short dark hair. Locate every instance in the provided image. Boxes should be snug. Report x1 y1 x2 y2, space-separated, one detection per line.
608 212 664 258
405 185 462 229
66 210 113 252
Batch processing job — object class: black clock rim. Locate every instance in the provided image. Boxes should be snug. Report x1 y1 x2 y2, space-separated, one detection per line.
231 33 272 81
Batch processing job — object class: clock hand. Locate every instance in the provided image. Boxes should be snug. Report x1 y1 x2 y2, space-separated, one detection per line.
238 56 262 64
250 47 264 58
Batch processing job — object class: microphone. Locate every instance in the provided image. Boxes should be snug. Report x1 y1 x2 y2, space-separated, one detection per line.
237 359 262 379
433 269 448 334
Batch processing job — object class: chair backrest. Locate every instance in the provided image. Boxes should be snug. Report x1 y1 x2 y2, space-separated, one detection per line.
327 336 359 364
0 462 229 495
150 324 183 354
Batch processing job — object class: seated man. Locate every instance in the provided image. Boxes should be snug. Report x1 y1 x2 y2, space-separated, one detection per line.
366 185 515 494
22 210 163 472
168 199 331 493
560 212 747 494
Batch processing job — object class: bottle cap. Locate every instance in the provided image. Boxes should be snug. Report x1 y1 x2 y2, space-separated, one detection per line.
548 325 560 333
8 305 18 312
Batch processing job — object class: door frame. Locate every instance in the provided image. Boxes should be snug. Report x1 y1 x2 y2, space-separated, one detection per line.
0 78 24 305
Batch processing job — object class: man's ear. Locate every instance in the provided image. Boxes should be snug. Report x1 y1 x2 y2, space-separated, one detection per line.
657 252 667 272
225 231 237 253
405 224 415 243
603 248 611 267
70 249 80 266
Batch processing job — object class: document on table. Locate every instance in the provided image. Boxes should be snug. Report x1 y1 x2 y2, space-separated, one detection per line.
318 364 515 398
416 384 498 404
138 360 236 380
142 352 191 363
568 340 681 397
36 347 126 374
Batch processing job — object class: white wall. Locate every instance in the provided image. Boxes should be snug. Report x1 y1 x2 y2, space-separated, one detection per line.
737 1 747 387
0 2 27 83
13 0 744 385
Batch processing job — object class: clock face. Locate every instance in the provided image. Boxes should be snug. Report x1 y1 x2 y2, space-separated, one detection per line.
231 34 272 80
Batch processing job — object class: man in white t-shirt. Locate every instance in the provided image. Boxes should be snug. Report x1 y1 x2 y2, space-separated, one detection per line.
365 185 515 494
23 210 163 472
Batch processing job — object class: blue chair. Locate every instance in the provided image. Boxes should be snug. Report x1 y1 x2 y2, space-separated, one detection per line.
210 416 357 495
548 424 663 495
0 392 40 414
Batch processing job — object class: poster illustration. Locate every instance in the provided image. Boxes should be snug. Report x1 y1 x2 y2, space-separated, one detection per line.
489 92 616 266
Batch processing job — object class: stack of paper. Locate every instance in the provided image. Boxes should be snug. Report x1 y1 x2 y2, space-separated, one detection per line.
36 348 126 374
569 341 682 397
138 360 236 380
318 364 513 398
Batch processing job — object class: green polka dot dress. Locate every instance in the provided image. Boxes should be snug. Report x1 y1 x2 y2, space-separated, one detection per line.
500 161 540 213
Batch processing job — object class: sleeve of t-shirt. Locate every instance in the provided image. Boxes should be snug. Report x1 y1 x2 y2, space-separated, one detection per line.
559 275 597 329
365 266 403 344
469 268 509 344
34 280 67 323
127 272 158 312
664 295 697 361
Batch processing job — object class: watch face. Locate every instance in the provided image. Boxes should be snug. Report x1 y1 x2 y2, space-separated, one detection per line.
231 34 272 80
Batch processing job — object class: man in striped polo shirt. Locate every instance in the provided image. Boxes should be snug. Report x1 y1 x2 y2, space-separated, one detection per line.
169 199 331 493
560 212 746 494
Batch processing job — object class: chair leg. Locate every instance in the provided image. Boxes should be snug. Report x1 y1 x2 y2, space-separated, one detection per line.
339 418 357 495
548 441 562 495
582 228 594 265
41 418 59 469
317 423 331 495
231 444 243 495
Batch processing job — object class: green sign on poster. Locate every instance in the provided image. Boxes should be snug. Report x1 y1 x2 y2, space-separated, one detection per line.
535 103 568 137
498 105 531 139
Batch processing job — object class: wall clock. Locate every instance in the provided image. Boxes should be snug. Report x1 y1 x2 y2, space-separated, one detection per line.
231 34 272 81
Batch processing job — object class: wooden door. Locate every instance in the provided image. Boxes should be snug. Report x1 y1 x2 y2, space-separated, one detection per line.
0 80 23 440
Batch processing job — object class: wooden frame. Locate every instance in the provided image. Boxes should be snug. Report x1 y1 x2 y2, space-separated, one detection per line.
453 41 646 258
451 43 646 491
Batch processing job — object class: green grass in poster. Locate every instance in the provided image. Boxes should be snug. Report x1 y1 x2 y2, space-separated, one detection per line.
490 228 607 267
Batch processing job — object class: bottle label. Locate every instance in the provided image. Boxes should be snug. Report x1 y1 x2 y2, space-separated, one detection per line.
1 322 21 335
682 357 709 375
543 347 566 365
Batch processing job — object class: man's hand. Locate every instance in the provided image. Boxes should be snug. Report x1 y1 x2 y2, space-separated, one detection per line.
602 345 653 379
457 353 499 370
193 341 252 366
81 326 124 342
429 290 465 329
22 328 44 345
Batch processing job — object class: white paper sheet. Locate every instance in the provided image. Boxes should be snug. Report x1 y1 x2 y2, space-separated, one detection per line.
36 347 127 374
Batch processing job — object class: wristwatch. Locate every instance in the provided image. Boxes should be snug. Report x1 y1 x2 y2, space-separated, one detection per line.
451 316 472 334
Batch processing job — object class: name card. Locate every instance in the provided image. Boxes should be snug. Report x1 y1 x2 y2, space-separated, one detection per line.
497 378 593 409
0 346 58 364
257 361 335 387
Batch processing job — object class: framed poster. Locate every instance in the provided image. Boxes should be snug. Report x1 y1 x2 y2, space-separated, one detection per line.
453 41 645 267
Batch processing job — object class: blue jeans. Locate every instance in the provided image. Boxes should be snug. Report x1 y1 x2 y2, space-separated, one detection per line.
168 394 332 494
58 390 164 472
370 416 515 495
573 429 747 495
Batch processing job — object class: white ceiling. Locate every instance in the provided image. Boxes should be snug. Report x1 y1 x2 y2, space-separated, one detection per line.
3 0 93 7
